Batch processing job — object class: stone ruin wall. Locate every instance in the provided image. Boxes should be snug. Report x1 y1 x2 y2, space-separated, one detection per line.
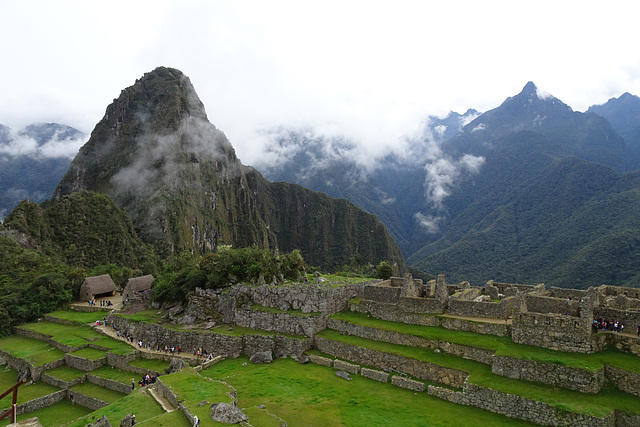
447 297 515 319
106 312 312 360
314 336 468 388
524 294 581 316
428 382 622 427
511 312 594 353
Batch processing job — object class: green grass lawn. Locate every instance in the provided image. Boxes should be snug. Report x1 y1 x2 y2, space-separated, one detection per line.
69 382 127 403
17 321 101 349
159 367 233 424
89 365 138 385
0 335 65 366
65 388 165 427
318 328 640 418
69 347 106 360
0 399 92 427
200 356 536 427
135 409 191 426
0 367 60 405
91 336 137 355
46 310 111 324
129 358 171 373
44 365 86 382
330 311 640 372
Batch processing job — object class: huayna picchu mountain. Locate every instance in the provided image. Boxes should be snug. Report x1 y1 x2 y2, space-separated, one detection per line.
53 67 404 270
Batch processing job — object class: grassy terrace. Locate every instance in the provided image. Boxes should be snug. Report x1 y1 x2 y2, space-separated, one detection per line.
90 365 138 385
69 381 127 403
316 329 640 418
0 335 65 366
66 388 167 427
44 365 86 382
70 347 107 360
159 367 233 424
46 309 112 324
0 400 92 427
17 320 133 355
200 356 536 427
18 321 102 348
330 311 640 373
0 367 59 405
128 358 171 373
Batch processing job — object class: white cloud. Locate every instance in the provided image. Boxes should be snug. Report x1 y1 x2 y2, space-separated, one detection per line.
0 0 639 167
0 128 86 159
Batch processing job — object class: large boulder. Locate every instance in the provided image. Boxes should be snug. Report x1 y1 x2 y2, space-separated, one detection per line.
166 357 188 374
250 351 273 364
210 402 249 424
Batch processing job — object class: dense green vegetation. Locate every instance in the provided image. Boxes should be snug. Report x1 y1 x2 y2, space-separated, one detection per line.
151 247 307 303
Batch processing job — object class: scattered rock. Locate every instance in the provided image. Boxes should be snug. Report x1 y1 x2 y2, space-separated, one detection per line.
210 402 249 424
242 362 247 366
298 355 309 364
250 351 273 364
335 371 352 381
434 349 441 353
198 400 210 407
258 405 266 409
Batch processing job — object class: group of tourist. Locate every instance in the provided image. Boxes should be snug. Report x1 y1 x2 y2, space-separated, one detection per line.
592 317 625 333
87 299 113 306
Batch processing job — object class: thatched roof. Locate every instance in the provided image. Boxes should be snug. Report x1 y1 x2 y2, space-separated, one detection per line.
81 274 116 296
124 275 154 293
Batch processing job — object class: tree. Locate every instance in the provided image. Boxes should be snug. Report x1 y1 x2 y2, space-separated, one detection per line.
376 260 393 280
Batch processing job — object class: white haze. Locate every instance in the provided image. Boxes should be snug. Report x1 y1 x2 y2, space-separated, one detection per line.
0 128 86 159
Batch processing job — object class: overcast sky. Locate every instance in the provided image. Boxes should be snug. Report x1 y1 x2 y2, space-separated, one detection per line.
1 0 639 165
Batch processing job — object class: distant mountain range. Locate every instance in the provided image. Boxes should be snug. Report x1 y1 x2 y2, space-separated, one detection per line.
0 123 85 219
5 76 640 288
257 84 640 288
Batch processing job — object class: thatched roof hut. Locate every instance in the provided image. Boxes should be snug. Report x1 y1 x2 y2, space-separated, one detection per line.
79 274 117 301
122 274 154 300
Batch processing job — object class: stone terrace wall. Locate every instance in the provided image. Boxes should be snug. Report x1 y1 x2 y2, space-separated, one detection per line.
10 390 66 416
606 333 640 357
68 389 109 411
40 372 83 389
327 318 494 364
492 356 604 393
107 313 312 359
447 297 514 319
525 295 580 316
233 309 327 337
86 374 132 395
604 365 640 397
315 336 467 387
65 353 106 371
512 313 594 353
440 317 511 337
0 349 65 382
428 383 614 427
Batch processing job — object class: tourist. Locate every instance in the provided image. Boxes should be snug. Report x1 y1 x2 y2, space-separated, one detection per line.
131 378 135 390
193 415 199 426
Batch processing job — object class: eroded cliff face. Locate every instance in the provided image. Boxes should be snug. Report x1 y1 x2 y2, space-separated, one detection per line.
53 67 405 270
